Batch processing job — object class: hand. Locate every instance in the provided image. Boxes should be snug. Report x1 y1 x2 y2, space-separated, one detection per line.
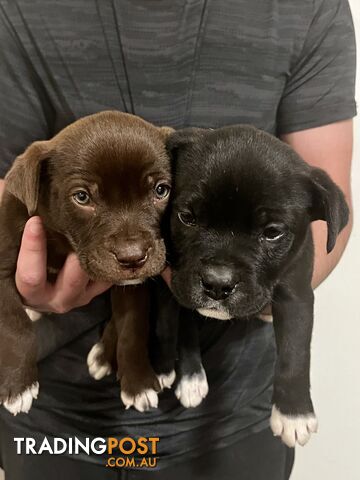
16 216 112 314
161 266 172 289
258 304 273 322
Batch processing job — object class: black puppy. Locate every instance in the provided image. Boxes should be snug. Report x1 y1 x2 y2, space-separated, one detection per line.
156 125 348 448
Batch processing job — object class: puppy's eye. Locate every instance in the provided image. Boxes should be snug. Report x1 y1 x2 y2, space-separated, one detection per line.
262 224 285 242
154 182 171 200
73 190 90 205
178 211 196 227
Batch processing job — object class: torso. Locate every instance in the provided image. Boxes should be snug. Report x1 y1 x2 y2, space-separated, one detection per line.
2 0 312 133
0 0 315 466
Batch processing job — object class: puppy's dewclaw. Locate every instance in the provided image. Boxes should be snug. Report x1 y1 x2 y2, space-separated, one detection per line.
121 389 159 412
270 405 318 448
87 342 112 380
2 382 39 415
157 370 176 390
175 367 209 408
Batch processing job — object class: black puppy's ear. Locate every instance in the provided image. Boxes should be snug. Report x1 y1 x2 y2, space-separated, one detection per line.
5 140 51 216
166 127 207 155
308 167 349 253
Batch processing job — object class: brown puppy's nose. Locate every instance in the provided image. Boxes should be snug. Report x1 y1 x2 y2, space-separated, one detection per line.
113 241 150 269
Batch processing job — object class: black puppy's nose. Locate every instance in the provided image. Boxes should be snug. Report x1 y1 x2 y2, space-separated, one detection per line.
113 241 150 269
200 265 238 300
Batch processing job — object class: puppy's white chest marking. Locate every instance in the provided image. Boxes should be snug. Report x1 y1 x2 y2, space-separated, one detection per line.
116 279 143 286
197 308 232 321
175 367 209 408
270 405 318 447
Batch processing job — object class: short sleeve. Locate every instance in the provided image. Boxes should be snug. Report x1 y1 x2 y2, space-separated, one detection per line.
277 0 357 134
0 6 53 177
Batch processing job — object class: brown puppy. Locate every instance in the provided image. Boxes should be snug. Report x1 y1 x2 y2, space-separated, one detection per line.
0 111 173 414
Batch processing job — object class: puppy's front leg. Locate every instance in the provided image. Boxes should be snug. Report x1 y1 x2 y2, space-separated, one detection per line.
0 197 39 414
0 277 39 415
149 279 179 390
270 285 318 447
175 310 208 408
87 319 116 380
111 285 161 412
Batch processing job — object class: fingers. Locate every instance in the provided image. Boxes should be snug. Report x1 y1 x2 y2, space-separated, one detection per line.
161 266 172 288
16 219 110 313
261 304 272 315
0 179 5 201
258 303 273 323
49 255 111 313
50 254 90 313
85 280 112 300
16 217 50 305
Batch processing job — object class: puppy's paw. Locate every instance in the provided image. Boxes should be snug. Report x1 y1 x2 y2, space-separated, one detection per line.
120 368 161 412
1 383 39 416
25 308 42 322
157 370 176 390
87 342 112 380
270 405 318 447
175 367 209 408
121 389 159 412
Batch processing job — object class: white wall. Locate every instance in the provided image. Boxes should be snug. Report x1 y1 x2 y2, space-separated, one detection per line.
292 1 360 479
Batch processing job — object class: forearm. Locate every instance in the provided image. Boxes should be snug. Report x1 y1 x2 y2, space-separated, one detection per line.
311 206 353 288
281 120 354 290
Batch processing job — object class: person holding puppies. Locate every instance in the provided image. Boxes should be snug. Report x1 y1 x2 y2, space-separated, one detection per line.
0 0 356 479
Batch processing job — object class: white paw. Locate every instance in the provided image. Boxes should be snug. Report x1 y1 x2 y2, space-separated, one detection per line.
121 389 158 412
87 342 111 380
25 308 42 322
2 383 39 415
175 367 209 408
157 370 176 390
270 405 318 447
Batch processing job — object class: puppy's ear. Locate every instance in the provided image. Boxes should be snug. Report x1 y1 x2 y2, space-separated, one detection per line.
166 127 207 155
5 140 51 216
158 126 175 139
308 167 349 253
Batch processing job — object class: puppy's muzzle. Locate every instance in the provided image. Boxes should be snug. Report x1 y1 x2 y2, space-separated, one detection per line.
111 239 151 270
200 263 238 301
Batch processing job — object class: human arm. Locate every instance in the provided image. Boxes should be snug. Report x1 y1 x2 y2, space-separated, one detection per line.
281 119 353 288
277 0 356 287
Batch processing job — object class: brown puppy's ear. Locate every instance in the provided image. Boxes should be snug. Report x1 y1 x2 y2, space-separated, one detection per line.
308 167 349 253
158 126 175 139
5 140 51 216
